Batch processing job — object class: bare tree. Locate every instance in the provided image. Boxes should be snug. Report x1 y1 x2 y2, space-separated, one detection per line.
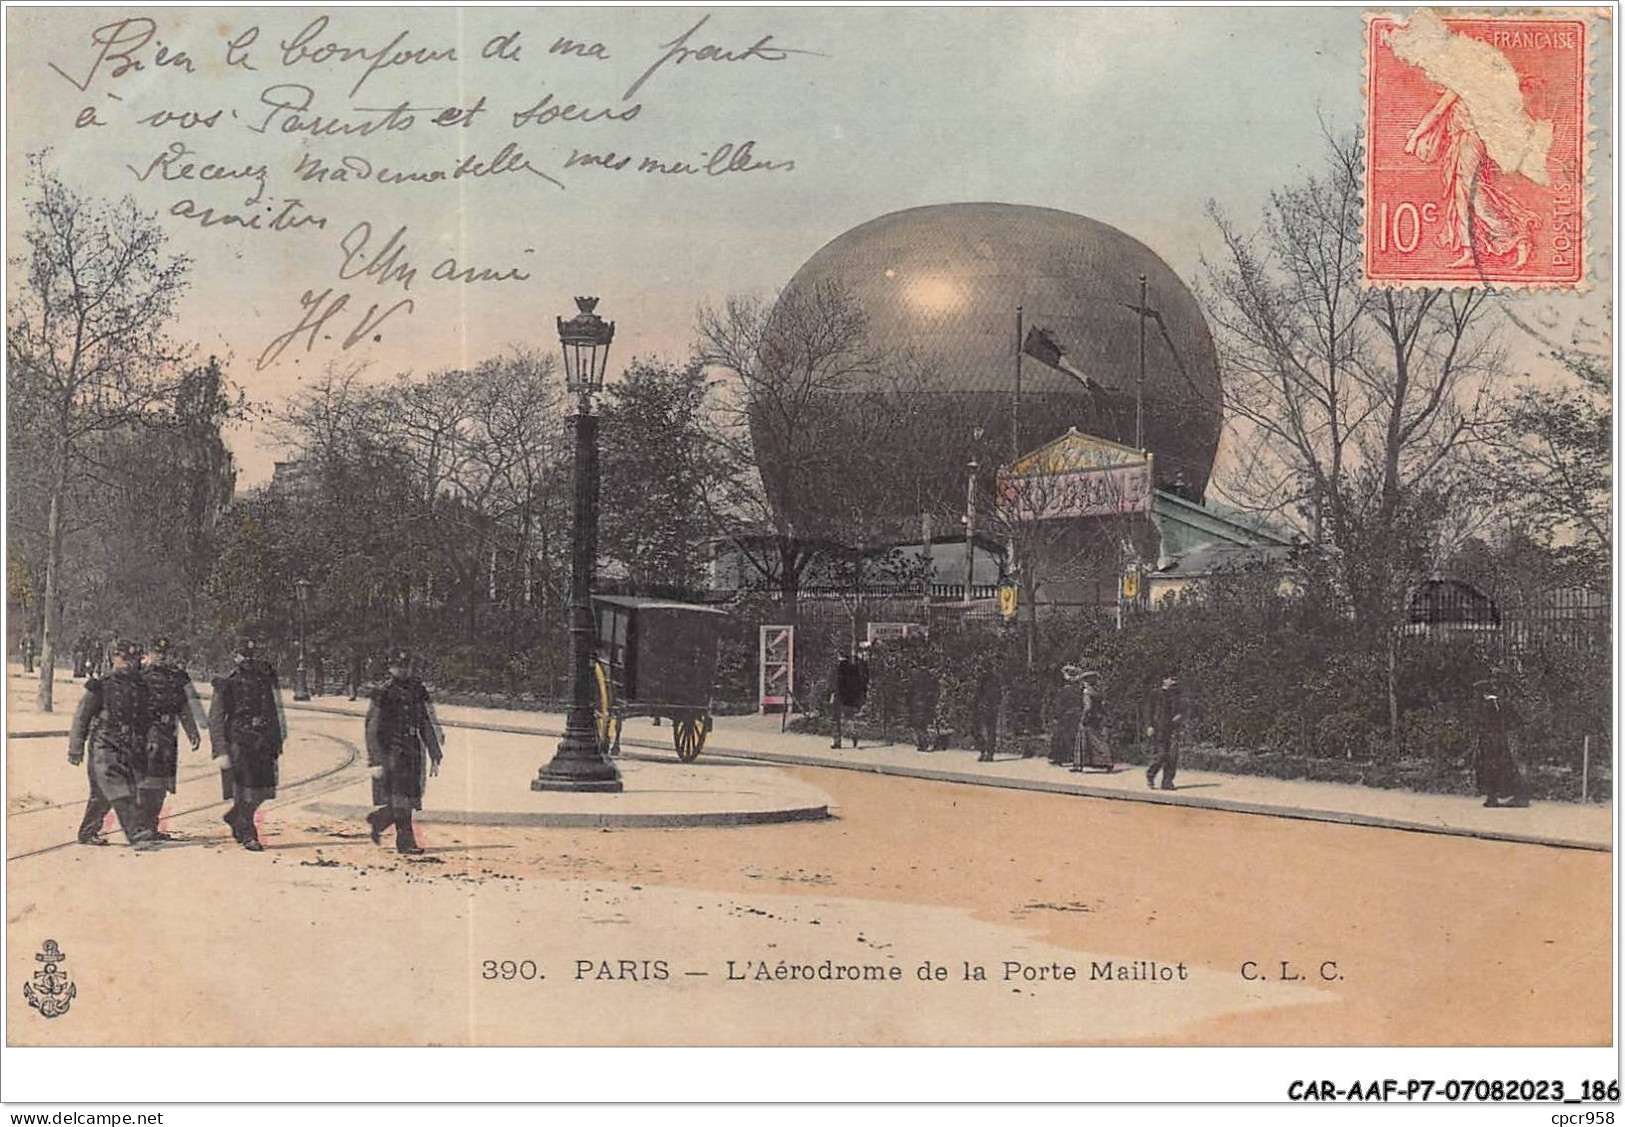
6 154 193 710
1473 345 1611 588
1202 130 1509 732
696 280 938 607
467 348 569 639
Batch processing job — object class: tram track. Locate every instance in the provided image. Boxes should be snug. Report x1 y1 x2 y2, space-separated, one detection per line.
6 728 362 863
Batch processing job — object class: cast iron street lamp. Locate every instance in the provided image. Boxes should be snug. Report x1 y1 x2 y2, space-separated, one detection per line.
963 424 984 603
534 297 622 792
294 578 311 701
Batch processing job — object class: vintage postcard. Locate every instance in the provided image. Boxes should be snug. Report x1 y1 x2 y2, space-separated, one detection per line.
2 3 1616 1106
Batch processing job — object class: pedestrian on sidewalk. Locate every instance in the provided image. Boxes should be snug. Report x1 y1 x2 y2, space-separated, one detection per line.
973 652 1004 762
22 629 36 674
905 660 941 752
364 650 444 855
68 640 159 848
1145 674 1184 790
831 645 870 749
1049 665 1085 766
138 637 203 839
1472 670 1530 808
1073 671 1113 772
209 639 286 852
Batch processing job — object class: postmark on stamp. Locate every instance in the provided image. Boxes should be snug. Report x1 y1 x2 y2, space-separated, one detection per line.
1364 10 1589 289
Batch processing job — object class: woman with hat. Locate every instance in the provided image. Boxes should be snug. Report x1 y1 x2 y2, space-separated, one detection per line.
1049 665 1086 766
1073 671 1114 772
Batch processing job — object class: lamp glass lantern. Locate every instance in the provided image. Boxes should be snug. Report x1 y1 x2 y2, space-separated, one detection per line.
557 296 616 395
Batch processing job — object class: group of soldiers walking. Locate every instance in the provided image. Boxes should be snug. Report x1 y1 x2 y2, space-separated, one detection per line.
65 638 445 854
69 638 201 849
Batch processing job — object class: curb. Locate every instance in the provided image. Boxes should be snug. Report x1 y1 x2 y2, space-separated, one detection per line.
14 685 1605 853
366 708 1611 854
303 799 831 829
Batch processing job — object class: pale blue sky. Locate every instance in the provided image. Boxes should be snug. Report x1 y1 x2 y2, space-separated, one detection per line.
5 6 1612 483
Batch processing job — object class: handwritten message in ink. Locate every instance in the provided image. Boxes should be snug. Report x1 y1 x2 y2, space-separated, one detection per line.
35 10 825 369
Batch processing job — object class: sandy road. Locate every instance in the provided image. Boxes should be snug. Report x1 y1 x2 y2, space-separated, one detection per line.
6 706 1611 1046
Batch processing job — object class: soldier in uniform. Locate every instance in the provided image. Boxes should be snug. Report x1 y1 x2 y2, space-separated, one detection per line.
1472 672 1530 808
208 639 286 851
1145 674 1185 790
138 637 203 839
71 634 90 679
68 639 158 848
364 650 444 855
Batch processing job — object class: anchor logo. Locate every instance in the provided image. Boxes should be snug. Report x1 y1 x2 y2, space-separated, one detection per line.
22 939 76 1019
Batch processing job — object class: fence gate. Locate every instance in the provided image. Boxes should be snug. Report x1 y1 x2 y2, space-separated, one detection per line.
759 624 795 713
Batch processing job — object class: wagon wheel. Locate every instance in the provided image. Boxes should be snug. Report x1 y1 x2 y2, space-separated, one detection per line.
672 715 708 763
592 659 621 756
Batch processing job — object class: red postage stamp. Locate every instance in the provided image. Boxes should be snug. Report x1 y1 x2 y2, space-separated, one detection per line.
1364 11 1589 289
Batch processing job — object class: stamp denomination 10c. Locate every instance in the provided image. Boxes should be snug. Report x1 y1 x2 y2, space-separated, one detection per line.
1365 10 1589 289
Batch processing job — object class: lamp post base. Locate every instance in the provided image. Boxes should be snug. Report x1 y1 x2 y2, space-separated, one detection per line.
533 723 623 793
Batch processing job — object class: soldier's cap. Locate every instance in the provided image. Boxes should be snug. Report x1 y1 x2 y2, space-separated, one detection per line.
113 639 144 660
388 650 414 668
234 638 257 658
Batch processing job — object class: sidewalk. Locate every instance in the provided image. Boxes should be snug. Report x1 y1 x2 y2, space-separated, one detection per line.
7 668 1611 850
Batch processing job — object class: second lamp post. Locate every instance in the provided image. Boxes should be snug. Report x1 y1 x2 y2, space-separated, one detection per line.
534 297 622 793
294 577 311 701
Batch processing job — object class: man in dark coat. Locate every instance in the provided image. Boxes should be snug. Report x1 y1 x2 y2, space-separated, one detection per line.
138 637 203 838
364 650 444 854
1473 673 1530 808
72 634 91 679
209 638 286 851
831 645 871 749
973 654 1004 762
21 629 36 674
68 639 158 847
1145 675 1185 790
905 661 941 753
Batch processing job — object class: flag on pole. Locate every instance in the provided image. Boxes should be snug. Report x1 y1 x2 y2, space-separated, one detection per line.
1021 326 1094 389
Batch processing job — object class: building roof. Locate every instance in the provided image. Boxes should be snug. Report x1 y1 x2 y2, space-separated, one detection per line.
592 595 730 616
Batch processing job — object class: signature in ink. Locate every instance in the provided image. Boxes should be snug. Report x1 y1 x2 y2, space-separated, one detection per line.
257 288 414 371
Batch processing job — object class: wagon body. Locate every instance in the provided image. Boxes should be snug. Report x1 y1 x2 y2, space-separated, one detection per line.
592 595 729 761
